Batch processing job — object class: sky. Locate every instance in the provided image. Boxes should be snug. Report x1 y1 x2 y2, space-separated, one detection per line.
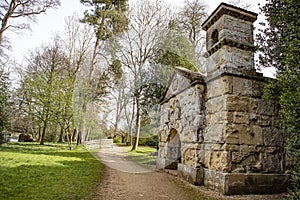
7 0 272 76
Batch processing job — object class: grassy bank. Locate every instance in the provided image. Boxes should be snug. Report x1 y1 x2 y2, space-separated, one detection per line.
0 142 104 200
127 146 157 166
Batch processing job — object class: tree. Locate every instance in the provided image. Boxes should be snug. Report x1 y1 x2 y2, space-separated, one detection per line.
0 67 10 143
80 0 128 81
177 0 207 54
154 22 198 71
58 14 94 143
257 0 300 198
0 0 60 44
19 39 68 145
119 0 171 150
78 0 129 143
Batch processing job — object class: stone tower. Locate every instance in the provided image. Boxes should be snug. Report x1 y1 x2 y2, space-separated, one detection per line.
200 3 290 194
202 2 257 74
157 3 290 195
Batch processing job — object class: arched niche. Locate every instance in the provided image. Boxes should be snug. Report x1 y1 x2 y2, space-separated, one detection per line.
212 29 219 45
165 128 181 169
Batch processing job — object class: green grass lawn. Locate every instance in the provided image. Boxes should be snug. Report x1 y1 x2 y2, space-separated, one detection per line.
127 146 157 166
0 142 104 200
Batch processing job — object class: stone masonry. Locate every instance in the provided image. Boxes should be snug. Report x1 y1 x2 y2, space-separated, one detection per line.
157 3 290 195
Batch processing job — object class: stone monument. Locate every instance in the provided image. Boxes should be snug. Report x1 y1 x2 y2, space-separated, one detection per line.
157 3 290 195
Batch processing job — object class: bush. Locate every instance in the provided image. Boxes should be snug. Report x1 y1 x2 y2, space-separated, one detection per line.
113 136 122 144
138 135 158 147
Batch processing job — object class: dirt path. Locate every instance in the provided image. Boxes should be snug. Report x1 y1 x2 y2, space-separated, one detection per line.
92 145 194 200
93 167 197 200
92 145 287 200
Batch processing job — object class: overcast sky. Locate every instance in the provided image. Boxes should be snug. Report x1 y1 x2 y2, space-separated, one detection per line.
7 0 271 76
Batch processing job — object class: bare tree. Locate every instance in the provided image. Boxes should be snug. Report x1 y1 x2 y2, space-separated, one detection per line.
119 0 171 150
228 0 252 10
0 0 60 44
57 14 94 143
177 0 208 53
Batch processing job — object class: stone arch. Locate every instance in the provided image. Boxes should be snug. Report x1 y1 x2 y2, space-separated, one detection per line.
165 128 181 169
212 29 219 45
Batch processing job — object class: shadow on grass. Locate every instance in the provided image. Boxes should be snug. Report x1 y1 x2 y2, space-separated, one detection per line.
0 142 94 159
0 143 104 200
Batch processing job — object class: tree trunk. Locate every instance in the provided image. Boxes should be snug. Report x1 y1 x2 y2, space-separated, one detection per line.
37 126 41 142
58 125 64 143
127 99 135 145
72 128 77 142
40 122 47 145
77 130 82 145
131 96 141 151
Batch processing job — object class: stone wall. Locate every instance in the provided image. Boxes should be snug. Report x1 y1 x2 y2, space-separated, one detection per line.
204 72 286 174
157 68 206 174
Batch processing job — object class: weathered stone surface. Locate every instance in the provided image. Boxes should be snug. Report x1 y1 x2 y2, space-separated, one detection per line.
224 173 290 195
206 96 225 114
226 95 250 112
178 164 204 185
204 123 224 143
206 77 228 98
263 127 284 146
208 151 230 172
157 3 289 196
204 169 226 192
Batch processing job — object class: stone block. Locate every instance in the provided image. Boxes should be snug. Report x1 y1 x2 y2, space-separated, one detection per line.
224 124 248 144
224 173 290 195
182 148 196 167
178 164 204 185
232 111 249 124
208 151 230 172
226 95 250 112
160 129 169 141
231 152 261 173
263 127 284 146
231 77 253 96
224 124 263 145
206 78 227 98
204 168 226 192
249 125 263 145
256 99 278 115
260 152 284 173
252 80 264 97
206 96 225 114
206 111 228 124
204 123 224 143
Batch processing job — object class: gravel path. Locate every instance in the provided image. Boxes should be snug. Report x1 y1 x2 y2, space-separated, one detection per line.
92 145 288 200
